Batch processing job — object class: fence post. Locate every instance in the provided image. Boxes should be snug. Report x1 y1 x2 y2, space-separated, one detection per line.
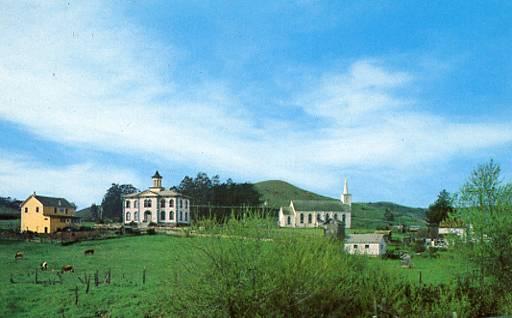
142 266 146 285
74 286 79 305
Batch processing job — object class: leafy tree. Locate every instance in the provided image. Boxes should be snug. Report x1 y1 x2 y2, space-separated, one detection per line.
425 190 453 226
101 184 138 221
457 160 512 292
90 203 99 221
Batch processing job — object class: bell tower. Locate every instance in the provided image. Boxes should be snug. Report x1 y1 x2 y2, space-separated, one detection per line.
150 171 164 191
341 177 352 206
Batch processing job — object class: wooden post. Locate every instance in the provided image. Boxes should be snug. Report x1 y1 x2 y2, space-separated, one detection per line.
86 274 90 294
95 270 99 287
35 268 38 284
74 286 79 306
419 271 422 285
142 266 146 285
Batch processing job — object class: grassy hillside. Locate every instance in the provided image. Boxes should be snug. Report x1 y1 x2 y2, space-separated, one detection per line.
254 180 425 228
0 206 19 219
76 207 93 221
254 180 332 209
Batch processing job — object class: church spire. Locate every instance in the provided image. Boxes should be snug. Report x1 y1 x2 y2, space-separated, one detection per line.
341 177 352 206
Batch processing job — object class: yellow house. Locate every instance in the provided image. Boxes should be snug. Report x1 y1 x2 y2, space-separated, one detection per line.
20 193 80 234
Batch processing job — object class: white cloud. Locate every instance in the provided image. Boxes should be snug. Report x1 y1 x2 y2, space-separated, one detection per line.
0 157 141 208
0 2 512 206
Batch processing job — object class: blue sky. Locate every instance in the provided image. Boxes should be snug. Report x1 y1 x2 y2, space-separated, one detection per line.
1 1 512 208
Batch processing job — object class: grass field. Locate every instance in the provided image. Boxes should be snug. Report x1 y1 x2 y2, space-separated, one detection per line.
0 227 471 317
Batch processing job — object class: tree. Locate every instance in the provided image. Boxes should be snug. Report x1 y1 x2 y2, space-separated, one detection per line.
90 203 99 221
425 190 453 226
101 184 138 222
457 160 512 292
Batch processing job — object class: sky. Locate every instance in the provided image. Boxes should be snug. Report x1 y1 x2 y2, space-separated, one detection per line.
1 1 512 208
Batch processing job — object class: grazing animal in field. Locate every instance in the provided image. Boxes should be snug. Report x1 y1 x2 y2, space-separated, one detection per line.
84 249 95 256
61 265 74 273
40 261 48 271
14 251 23 261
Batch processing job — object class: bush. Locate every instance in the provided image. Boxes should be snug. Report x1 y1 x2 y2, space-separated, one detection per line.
147 228 156 235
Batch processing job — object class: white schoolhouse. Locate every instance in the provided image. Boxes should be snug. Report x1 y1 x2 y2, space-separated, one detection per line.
123 171 191 226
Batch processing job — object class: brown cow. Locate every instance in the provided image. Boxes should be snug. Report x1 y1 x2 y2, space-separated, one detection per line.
14 251 23 261
61 265 74 273
84 249 95 256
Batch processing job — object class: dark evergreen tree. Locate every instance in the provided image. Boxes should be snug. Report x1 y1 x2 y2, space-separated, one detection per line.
101 184 138 221
426 189 453 226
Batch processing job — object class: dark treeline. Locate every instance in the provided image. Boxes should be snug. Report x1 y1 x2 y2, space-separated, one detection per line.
0 196 22 219
176 172 267 221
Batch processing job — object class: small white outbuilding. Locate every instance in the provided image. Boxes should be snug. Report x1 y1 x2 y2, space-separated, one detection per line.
344 234 387 256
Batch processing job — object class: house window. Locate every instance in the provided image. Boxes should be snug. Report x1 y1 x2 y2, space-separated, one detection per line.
186 200 189 209
65 209 68 214
185 212 188 222
179 199 183 208
287 216 291 225
353 244 358 249
169 199 174 208
160 199 166 208
300 213 304 224
169 211 174 220
160 211 165 221
308 214 312 224
54 208 57 213
36 207 39 213
126 201 131 208
179 211 183 221
126 212 131 221
365 244 370 249
44 227 48 234
24 207 28 213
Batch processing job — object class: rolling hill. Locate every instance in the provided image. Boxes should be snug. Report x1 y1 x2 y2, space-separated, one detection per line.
254 180 425 228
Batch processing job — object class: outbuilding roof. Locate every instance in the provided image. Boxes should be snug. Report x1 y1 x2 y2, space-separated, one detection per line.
292 200 348 212
345 234 385 244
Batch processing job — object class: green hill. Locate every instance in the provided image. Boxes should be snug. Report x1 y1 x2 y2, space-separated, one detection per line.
0 206 19 219
254 180 425 229
76 207 94 221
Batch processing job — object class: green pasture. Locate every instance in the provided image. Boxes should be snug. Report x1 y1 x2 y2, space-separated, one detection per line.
0 228 471 317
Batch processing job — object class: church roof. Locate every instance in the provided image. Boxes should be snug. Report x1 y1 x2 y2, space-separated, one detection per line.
345 234 385 244
292 200 348 212
152 171 162 179
280 206 293 215
123 189 189 198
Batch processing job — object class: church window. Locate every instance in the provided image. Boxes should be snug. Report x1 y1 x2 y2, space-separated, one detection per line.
316 214 320 221
160 199 166 208
307 214 312 224
169 211 174 220
126 212 131 221
169 199 174 208
342 214 346 223
160 211 165 221
179 199 183 208
300 213 304 224
353 244 358 249
134 200 138 208
186 200 189 209
179 211 183 221
134 212 138 221
365 244 370 249
126 201 131 208
185 212 188 222
144 199 152 208
287 216 291 225
334 213 338 221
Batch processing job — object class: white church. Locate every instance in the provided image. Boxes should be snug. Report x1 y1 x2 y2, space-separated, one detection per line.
123 171 191 226
278 178 352 228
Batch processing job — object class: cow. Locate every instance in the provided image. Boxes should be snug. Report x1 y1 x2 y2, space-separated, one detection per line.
40 261 48 271
61 265 74 273
84 249 95 256
14 251 23 261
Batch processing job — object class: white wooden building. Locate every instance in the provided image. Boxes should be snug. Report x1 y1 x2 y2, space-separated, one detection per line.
344 234 387 256
278 178 352 229
122 171 191 226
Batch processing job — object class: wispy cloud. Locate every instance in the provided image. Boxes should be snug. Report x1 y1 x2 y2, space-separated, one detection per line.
0 2 511 206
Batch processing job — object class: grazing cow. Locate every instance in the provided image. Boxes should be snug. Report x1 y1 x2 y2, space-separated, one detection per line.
84 249 95 256
61 265 74 273
40 261 48 271
14 251 23 261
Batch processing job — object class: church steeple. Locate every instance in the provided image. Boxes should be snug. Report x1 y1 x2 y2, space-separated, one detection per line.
341 177 352 206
